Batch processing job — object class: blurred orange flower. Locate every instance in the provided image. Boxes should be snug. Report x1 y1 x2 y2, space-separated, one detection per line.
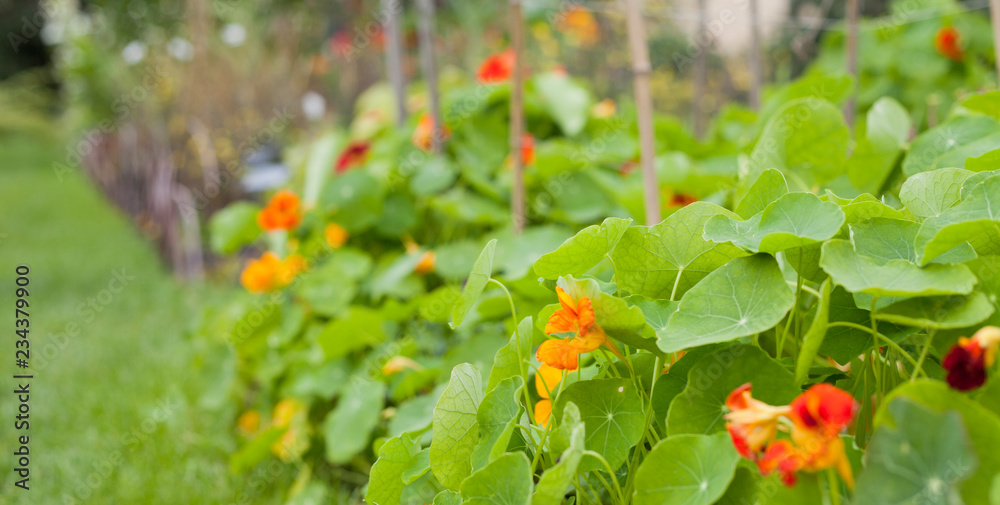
477 49 516 83
257 190 302 231
556 6 599 47
415 251 436 275
412 113 451 151
237 410 261 436
592 98 617 119
534 399 553 428
724 383 790 459
325 223 349 249
935 26 963 61
240 252 307 293
272 398 305 429
537 286 621 370
535 363 564 399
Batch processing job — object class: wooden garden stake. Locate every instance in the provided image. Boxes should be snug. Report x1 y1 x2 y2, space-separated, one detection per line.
991 0 1000 85
748 0 762 110
844 0 859 128
417 0 443 153
383 0 407 127
624 0 661 225
693 0 708 138
510 0 526 234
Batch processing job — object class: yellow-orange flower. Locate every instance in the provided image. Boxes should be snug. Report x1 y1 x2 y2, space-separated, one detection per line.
257 190 302 231
237 410 261 436
556 6 599 47
272 398 305 429
412 113 451 152
537 286 623 370
382 356 422 376
724 383 790 459
415 251 436 275
534 399 553 428
591 98 616 119
535 363 564 399
536 338 580 370
271 426 305 461
325 223 349 249
240 252 283 293
278 254 308 285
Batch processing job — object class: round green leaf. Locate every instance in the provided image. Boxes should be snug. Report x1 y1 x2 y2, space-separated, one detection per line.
534 217 631 280
430 363 484 490
704 192 845 254
633 433 740 505
460 452 533 505
323 378 387 464
553 378 645 471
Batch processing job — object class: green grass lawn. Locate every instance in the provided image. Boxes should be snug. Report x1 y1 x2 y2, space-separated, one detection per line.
0 134 284 503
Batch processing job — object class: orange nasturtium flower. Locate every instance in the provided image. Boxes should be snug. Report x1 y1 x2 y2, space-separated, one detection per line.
935 26 964 61
591 98 617 119
412 113 451 152
240 252 307 293
236 410 261 436
533 364 564 427
556 6 600 47
325 223 349 249
476 48 516 83
943 326 1000 391
536 286 622 370
415 251 436 275
382 356 422 376
334 141 370 173
272 398 305 429
725 382 857 488
257 190 302 231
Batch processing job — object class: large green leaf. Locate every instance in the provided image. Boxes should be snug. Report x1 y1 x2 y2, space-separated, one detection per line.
323 378 387 463
660 254 794 353
667 345 800 435
553 378 645 471
486 317 533 391
611 202 749 300
430 363 484 490
450 239 497 329
876 380 1000 504
734 168 788 219
899 168 975 219
850 218 976 266
367 432 424 505
317 306 386 359
748 98 849 190
208 202 261 254
320 170 386 232
961 169 1000 199
460 452 533 505
820 239 977 298
857 398 977 505
470 376 523 471
915 175 1000 264
633 433 740 505
533 217 631 280
874 292 995 329
847 97 911 194
533 413 585 505
903 115 1000 176
533 73 592 136
704 192 845 253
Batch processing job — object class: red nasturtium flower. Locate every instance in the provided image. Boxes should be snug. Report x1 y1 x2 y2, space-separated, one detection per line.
935 26 964 61
725 382 857 488
943 326 1000 391
536 286 622 370
670 192 699 207
477 49 516 83
334 141 370 173
257 190 302 231
412 113 451 152
521 134 535 165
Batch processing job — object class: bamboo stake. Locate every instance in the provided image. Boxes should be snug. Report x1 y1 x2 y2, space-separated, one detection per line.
624 0 661 225
417 0 443 153
991 0 1000 85
748 0 762 110
510 0 526 234
383 0 407 127
693 0 707 138
844 0 859 128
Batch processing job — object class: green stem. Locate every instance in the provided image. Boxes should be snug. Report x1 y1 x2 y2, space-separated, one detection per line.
827 468 842 505
583 450 625 505
911 329 936 381
670 268 684 302
826 322 921 369
606 254 623 297
490 278 535 424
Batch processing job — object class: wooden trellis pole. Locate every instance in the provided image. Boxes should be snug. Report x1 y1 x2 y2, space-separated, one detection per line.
383 0 407 127
844 0 859 128
693 0 707 138
510 0 526 234
748 0 762 110
990 0 1000 85
417 0 443 153
624 0 661 225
